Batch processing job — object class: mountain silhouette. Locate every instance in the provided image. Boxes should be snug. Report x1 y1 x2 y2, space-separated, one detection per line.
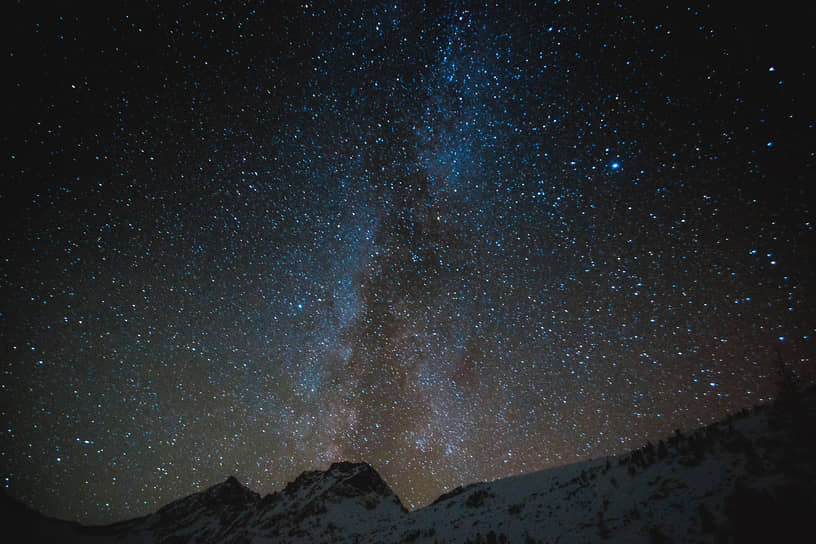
4 388 815 543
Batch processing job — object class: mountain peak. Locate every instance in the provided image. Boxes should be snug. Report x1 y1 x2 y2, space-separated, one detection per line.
327 462 395 500
8 391 816 543
328 461 373 474
223 475 242 487
270 460 404 516
201 475 259 506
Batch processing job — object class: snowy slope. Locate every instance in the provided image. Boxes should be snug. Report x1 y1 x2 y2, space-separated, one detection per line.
378 390 815 543
105 461 405 543
235 461 407 543
6 388 815 543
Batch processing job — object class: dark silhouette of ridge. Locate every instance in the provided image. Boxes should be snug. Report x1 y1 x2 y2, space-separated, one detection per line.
4 387 815 543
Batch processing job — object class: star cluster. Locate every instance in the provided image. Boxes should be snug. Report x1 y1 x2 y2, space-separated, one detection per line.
2 1 814 523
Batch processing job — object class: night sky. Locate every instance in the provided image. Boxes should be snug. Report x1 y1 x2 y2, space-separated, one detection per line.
2 1 814 524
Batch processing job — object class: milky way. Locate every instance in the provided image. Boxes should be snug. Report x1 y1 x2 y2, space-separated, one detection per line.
2 2 814 523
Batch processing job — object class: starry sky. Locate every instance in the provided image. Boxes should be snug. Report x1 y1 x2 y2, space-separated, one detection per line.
2 1 814 524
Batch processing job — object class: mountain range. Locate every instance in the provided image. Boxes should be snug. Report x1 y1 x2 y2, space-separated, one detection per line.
4 387 814 543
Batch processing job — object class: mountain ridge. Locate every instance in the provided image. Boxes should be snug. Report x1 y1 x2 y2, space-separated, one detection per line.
4 388 815 543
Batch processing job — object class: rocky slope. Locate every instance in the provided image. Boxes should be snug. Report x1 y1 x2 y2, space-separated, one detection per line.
5 388 814 543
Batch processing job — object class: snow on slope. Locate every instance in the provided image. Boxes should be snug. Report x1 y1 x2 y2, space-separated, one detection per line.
238 461 406 543
6 388 815 543
374 389 816 543
116 475 261 542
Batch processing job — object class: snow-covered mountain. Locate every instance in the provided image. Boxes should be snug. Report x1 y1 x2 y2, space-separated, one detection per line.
5 388 815 543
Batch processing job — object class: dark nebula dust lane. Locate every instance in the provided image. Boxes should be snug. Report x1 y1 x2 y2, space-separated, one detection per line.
1 1 814 524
